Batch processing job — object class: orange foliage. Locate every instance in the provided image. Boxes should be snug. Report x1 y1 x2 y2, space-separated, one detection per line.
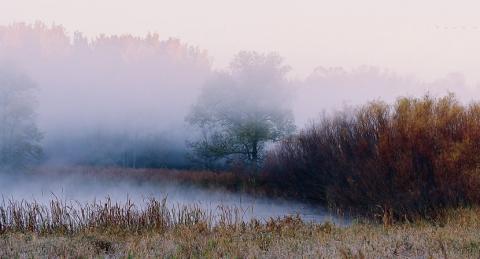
265 94 480 219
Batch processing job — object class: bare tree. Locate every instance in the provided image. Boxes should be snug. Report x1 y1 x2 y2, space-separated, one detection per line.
0 67 42 168
187 51 295 170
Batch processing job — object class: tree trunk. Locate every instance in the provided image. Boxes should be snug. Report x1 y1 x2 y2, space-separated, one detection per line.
252 140 258 172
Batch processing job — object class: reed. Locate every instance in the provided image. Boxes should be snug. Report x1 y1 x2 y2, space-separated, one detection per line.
0 197 288 235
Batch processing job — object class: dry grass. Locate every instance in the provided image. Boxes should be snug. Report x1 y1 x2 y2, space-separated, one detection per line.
0 198 479 258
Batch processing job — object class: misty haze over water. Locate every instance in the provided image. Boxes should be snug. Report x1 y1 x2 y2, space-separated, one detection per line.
0 22 479 223
0 170 343 224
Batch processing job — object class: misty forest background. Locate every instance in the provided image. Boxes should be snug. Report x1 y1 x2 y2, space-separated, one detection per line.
2 23 480 219
0 22 476 170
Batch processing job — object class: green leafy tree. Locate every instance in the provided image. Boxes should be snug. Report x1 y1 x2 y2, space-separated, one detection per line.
187 51 295 169
0 68 42 168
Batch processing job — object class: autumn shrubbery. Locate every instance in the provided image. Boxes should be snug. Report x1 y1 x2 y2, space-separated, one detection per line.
264 94 480 219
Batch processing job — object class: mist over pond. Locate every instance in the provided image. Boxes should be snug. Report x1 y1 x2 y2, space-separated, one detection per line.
0 22 478 226
0 169 344 224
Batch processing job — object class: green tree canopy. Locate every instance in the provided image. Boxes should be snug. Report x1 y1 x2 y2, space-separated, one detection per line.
187 51 295 169
0 67 42 169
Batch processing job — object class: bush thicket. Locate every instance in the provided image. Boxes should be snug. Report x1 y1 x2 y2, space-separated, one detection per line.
265 94 480 219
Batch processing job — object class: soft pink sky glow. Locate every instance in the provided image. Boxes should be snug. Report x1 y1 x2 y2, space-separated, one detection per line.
1 0 479 83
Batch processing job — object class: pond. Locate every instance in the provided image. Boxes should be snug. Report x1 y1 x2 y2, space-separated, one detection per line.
0 171 347 225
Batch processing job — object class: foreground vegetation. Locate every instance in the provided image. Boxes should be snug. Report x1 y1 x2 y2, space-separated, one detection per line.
0 198 479 258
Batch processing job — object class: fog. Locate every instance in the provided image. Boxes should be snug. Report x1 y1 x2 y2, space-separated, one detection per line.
294 66 479 126
0 22 479 222
0 23 211 166
0 170 342 224
0 23 211 129
1 23 478 163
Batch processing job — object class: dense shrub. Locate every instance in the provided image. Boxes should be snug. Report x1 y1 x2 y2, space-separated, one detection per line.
264 94 480 219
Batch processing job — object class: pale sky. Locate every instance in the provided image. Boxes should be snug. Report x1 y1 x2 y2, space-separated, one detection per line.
1 0 480 82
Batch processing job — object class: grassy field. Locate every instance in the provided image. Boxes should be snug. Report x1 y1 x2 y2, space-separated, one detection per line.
0 198 479 258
